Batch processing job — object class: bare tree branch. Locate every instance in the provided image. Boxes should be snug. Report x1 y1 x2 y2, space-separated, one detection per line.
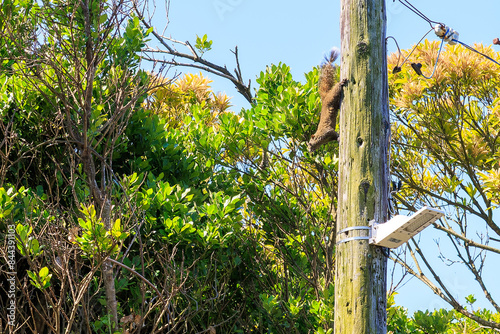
132 0 254 105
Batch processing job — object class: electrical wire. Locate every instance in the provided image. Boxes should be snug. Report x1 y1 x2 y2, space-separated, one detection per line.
397 0 443 29
415 36 445 79
452 39 500 66
386 36 401 71
399 28 434 69
396 0 500 73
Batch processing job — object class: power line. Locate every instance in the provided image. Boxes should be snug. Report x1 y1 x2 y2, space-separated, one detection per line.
396 0 443 29
395 0 500 76
410 37 445 79
391 28 434 74
452 40 500 66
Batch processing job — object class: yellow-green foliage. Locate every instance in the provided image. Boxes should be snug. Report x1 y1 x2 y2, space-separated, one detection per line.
146 72 232 129
389 40 500 205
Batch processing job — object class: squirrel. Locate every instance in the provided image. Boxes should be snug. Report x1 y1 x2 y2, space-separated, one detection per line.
307 48 348 152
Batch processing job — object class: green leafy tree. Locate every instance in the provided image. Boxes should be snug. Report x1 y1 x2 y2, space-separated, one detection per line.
0 0 153 331
388 40 500 329
133 4 343 329
183 63 339 332
387 292 500 334
9 0 500 332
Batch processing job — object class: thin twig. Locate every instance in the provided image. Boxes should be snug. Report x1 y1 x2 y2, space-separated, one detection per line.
107 258 167 304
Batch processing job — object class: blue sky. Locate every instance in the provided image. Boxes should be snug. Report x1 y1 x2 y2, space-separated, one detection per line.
161 0 500 109
149 0 500 314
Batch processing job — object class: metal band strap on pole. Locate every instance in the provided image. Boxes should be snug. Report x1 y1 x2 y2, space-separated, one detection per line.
336 226 371 245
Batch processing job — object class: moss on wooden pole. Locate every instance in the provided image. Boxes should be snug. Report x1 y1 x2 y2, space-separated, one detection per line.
334 0 390 333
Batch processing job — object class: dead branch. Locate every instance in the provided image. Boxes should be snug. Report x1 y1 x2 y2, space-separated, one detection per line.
132 0 254 105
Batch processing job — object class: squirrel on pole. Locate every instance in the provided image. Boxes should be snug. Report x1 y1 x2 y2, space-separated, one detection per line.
308 48 348 152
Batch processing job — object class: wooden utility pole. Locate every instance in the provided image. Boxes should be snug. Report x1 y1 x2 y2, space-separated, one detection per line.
334 0 389 333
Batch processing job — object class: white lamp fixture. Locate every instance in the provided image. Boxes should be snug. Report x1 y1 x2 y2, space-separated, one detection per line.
370 207 445 248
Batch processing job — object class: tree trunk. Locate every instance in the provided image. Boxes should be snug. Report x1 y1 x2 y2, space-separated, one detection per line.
81 0 118 329
335 0 389 333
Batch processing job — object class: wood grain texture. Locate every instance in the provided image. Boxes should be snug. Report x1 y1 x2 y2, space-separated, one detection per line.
335 0 390 333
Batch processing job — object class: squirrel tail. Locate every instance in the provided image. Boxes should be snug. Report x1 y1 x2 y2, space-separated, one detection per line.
322 47 340 65
319 47 340 98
